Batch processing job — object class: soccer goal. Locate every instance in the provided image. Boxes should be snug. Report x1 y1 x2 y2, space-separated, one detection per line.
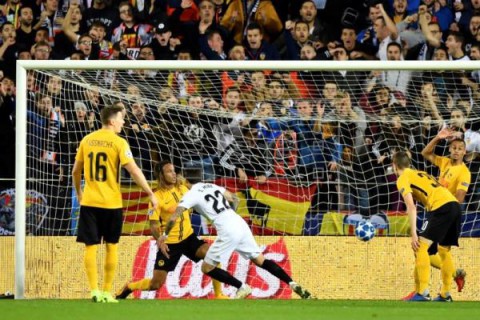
9 60 480 300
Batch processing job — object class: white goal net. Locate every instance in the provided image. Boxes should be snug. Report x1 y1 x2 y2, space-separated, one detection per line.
10 60 480 299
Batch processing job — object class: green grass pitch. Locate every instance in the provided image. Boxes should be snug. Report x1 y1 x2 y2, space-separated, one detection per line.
2 300 480 320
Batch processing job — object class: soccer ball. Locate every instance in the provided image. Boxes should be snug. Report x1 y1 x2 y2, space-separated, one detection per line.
355 220 375 242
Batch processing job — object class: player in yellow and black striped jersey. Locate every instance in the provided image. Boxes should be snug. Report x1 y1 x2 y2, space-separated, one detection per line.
406 127 471 298
72 104 158 303
115 161 228 299
393 151 461 302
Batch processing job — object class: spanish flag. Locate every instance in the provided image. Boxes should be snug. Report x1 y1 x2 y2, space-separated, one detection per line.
121 178 316 235
215 177 316 235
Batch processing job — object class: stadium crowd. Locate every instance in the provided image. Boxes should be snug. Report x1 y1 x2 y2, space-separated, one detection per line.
2 0 480 235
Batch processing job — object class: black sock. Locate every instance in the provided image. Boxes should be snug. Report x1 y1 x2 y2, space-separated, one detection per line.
260 259 293 284
206 267 242 289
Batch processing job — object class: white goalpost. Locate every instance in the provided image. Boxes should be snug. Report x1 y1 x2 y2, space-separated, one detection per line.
13 60 480 300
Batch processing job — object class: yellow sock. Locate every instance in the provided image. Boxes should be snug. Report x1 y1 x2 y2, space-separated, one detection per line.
103 243 118 292
416 241 430 295
129 279 152 291
438 245 454 297
84 245 98 291
213 263 225 297
429 254 442 269
413 265 419 293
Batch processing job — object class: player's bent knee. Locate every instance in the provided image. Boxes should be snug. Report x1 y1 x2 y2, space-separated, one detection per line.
251 254 265 266
201 262 215 274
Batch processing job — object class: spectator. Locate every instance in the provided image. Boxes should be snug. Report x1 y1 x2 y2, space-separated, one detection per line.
0 0 22 28
228 44 246 60
339 26 376 60
200 28 227 60
27 91 69 235
462 14 480 52
111 1 153 60
244 22 280 60
373 3 400 60
65 101 94 166
15 6 36 52
220 0 282 44
182 0 229 58
216 86 247 152
169 94 221 181
325 91 367 150
285 99 326 174
55 2 87 59
32 40 52 60
284 20 311 60
254 101 282 145
124 100 157 179
423 0 453 32
242 70 268 102
336 142 386 217
33 27 50 47
416 81 444 131
446 31 470 60
165 0 200 33
357 2 383 49
320 45 368 101
219 124 272 184
266 77 291 117
380 42 412 93
320 80 339 114
33 0 63 47
405 8 443 61
469 42 480 83
150 21 179 60
18 46 32 60
0 75 15 190
88 21 112 59
83 0 119 37
0 22 20 78
391 0 409 24
449 107 480 155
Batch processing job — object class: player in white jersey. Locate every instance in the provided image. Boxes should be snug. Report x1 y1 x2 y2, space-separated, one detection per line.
159 182 313 299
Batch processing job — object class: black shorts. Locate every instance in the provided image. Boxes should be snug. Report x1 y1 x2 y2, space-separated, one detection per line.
76 206 123 245
154 233 206 272
419 201 461 247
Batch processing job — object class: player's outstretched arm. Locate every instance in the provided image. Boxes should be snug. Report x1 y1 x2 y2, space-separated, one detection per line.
164 206 187 236
402 192 419 251
421 127 452 163
224 190 239 211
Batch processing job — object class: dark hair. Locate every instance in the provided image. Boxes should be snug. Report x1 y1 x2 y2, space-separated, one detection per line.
100 104 124 125
295 20 309 29
90 21 106 30
0 22 13 32
207 28 223 41
154 160 181 190
387 42 402 52
19 5 33 15
392 151 411 169
246 22 263 34
449 138 466 148
448 31 465 47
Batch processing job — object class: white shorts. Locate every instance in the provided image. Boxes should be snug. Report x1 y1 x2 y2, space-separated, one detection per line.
204 214 261 265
